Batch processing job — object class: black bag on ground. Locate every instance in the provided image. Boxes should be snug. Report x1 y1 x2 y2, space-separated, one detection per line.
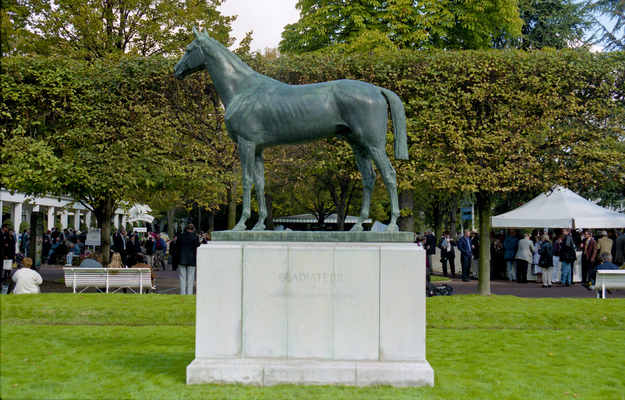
436 284 454 296
427 282 454 297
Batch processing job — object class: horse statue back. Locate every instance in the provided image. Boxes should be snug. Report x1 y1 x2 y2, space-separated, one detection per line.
174 27 408 232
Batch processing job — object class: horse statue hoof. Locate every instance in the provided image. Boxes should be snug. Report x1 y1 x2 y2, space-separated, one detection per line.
232 223 247 231
252 222 266 231
384 224 399 232
350 225 364 232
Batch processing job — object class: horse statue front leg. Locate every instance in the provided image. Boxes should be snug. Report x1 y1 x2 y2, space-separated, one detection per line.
251 150 266 231
232 182 251 231
233 140 255 231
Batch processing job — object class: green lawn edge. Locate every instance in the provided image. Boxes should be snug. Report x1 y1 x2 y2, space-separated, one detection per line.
2 294 623 330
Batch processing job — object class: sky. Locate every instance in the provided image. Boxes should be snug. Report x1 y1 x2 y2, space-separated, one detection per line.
218 0 300 52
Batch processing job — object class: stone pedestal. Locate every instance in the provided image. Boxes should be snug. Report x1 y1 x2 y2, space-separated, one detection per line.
188 237 434 387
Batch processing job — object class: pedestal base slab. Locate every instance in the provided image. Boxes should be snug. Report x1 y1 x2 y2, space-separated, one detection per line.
187 359 434 387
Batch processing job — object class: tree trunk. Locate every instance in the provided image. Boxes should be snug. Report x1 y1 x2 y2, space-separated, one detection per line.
197 205 202 232
265 193 274 231
227 181 237 230
450 194 459 237
433 193 444 244
397 189 414 232
316 203 326 227
167 208 174 238
208 210 215 232
476 191 492 296
93 197 113 266
337 187 348 232
432 196 443 239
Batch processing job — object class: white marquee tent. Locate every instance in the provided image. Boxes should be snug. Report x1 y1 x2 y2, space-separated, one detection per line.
491 186 625 229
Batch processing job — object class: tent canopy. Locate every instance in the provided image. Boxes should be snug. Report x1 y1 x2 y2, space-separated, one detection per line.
273 214 371 224
127 204 154 224
491 187 625 229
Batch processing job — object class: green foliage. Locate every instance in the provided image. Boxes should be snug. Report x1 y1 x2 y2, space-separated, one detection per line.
1 54 233 260
494 0 593 49
18 221 30 232
280 0 524 53
2 0 235 58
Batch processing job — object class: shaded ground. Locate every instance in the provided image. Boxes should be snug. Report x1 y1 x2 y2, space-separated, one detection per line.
6 264 624 298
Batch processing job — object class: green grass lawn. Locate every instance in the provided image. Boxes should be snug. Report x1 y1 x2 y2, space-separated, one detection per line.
1 294 624 400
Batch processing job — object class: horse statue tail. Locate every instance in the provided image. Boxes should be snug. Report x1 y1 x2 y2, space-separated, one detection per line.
380 88 409 160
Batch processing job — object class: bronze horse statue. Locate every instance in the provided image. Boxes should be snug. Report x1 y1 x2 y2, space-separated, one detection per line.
174 27 408 232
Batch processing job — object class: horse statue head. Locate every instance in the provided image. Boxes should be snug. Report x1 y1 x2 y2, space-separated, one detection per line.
174 27 211 80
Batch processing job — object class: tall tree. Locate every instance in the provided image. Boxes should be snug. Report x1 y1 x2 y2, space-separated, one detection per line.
590 0 625 50
279 0 523 53
402 49 624 295
2 0 235 58
494 0 593 49
1 55 225 263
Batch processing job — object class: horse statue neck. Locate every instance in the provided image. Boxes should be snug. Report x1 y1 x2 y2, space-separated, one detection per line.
199 37 259 109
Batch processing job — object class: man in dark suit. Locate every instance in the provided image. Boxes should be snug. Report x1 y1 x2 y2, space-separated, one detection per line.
112 228 127 265
1 224 11 281
581 230 598 284
458 229 474 282
178 224 200 295
614 231 625 266
425 229 437 274
438 230 456 277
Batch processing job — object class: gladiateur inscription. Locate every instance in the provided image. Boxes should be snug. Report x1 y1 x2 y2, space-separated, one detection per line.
279 273 344 283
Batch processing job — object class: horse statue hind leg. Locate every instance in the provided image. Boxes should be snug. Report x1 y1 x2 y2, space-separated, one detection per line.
232 138 267 231
345 88 404 233
348 141 400 233
349 142 376 232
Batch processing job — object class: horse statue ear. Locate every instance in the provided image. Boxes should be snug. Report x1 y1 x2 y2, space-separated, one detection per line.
192 26 200 38
202 28 209 37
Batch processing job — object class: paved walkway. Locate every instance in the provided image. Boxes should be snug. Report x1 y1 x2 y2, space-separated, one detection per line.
13 264 625 299
437 276 625 298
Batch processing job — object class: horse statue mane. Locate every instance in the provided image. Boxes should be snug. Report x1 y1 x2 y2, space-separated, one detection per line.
175 27 408 232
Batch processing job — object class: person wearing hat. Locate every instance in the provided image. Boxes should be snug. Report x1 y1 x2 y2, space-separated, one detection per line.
178 223 200 295
596 231 613 267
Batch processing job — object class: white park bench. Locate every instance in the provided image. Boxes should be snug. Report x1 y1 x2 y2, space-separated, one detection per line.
592 270 625 298
64 268 151 294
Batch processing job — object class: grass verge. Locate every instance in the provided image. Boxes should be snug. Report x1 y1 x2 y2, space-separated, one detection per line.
1 295 624 400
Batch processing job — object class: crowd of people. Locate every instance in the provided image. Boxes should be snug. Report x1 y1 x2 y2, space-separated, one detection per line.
421 227 625 290
1 224 210 295
4 221 624 296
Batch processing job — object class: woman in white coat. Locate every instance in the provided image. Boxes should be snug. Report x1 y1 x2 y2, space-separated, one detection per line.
12 257 43 294
515 233 536 284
